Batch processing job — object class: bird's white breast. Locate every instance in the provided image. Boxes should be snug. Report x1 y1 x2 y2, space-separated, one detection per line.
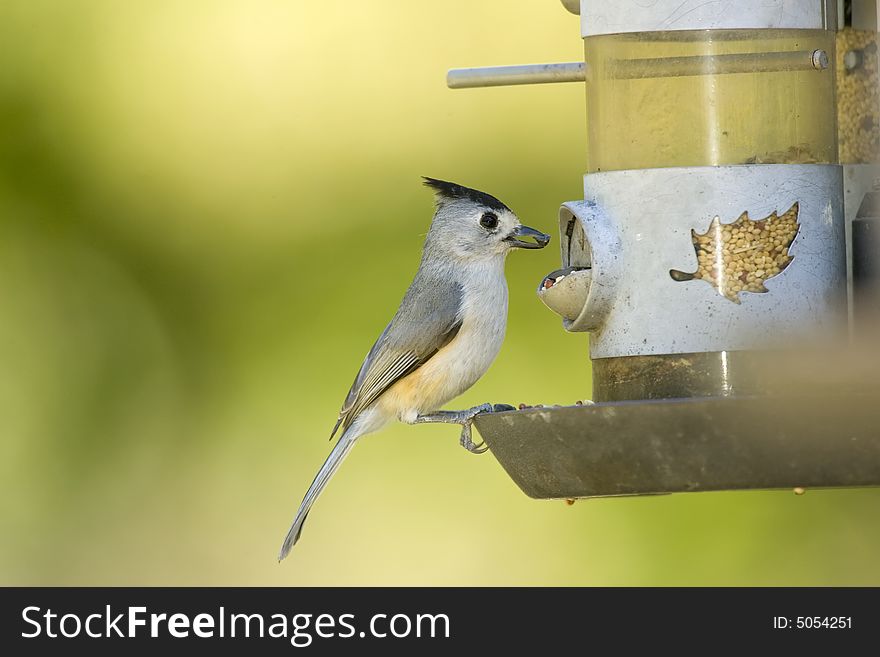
380 261 509 421
444 265 509 396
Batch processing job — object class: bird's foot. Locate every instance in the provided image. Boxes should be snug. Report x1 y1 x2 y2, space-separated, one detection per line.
459 421 487 454
457 403 515 454
454 403 490 454
414 403 516 454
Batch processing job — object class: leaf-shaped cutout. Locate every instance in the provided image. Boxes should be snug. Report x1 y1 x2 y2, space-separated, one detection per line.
670 202 800 304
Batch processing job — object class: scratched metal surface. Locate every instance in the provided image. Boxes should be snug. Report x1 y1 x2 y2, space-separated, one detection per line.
579 0 831 37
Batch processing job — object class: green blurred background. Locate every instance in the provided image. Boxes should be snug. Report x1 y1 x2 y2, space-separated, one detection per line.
1 0 878 586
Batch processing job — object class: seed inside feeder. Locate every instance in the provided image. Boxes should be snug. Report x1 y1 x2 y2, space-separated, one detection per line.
542 273 566 289
670 202 800 304
837 28 880 164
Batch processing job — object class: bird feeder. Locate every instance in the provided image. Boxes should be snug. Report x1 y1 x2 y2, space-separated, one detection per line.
452 0 880 498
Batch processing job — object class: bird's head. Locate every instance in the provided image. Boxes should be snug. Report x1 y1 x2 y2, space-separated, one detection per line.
422 177 550 262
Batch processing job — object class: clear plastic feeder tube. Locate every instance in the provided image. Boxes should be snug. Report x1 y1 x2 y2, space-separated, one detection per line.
584 30 838 173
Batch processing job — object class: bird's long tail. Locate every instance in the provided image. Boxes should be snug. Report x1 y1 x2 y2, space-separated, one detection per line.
278 429 358 561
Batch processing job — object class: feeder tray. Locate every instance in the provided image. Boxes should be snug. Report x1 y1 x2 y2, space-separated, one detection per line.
474 393 880 499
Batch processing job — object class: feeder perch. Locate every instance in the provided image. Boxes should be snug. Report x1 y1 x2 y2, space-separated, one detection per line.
452 0 880 499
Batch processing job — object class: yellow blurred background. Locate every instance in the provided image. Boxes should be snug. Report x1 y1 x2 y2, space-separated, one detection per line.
1 0 878 586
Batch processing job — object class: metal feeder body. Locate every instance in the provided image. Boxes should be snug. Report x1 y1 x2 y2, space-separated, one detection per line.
449 0 880 499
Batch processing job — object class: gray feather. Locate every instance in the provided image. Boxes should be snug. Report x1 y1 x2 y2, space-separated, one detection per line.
330 274 463 439
278 426 359 560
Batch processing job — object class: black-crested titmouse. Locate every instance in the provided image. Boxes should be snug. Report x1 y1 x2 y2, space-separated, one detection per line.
278 178 550 559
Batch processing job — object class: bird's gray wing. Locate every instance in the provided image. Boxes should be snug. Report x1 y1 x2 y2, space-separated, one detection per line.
330 279 464 439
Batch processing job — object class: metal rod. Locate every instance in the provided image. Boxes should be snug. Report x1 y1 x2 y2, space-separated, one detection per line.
608 49 829 80
447 62 586 89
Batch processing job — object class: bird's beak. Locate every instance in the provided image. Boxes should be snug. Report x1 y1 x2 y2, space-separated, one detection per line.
504 224 551 249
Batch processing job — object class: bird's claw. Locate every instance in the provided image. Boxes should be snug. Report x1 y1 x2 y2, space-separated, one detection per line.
473 403 494 416
459 422 488 454
456 402 508 454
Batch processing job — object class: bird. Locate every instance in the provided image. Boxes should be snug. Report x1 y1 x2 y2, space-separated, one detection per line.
278 177 550 560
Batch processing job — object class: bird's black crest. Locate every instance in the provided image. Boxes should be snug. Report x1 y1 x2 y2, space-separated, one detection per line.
422 177 510 212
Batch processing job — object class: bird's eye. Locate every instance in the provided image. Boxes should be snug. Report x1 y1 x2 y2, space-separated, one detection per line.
479 212 499 230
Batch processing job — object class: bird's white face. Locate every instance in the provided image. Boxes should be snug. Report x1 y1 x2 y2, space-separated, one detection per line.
431 200 550 262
